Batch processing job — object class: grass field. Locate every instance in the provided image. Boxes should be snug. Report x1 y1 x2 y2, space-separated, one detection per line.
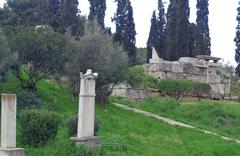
111 97 240 140
1 79 240 155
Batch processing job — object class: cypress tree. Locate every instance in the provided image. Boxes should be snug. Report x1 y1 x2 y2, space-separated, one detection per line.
147 11 159 62
88 0 106 28
189 23 199 57
165 0 178 61
113 0 136 66
165 0 190 61
60 0 84 37
235 1 240 75
176 0 190 58
196 0 211 55
157 0 166 59
44 0 62 30
61 0 79 27
146 0 166 62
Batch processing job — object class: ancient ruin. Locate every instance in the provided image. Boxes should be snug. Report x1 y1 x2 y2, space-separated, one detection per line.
0 94 24 156
146 48 231 98
113 48 231 100
71 69 100 148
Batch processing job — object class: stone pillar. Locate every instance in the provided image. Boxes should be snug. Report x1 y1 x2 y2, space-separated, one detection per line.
71 69 100 148
0 94 24 156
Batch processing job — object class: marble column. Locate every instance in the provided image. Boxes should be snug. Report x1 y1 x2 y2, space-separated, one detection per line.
0 94 24 156
72 69 100 148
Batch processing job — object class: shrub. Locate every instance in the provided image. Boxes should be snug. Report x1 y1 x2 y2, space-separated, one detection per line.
127 66 158 88
67 114 100 137
192 82 211 101
17 90 41 109
157 79 193 100
19 110 61 147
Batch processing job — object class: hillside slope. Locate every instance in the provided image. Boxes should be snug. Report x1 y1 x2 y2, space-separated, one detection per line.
1 79 240 156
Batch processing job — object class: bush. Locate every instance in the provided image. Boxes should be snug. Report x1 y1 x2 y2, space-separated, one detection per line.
157 79 193 100
17 90 41 109
192 82 211 101
19 110 61 147
127 66 158 88
67 114 100 137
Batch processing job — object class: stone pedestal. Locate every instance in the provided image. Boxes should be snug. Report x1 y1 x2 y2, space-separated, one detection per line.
72 69 100 148
0 148 24 156
1 94 24 156
71 136 101 148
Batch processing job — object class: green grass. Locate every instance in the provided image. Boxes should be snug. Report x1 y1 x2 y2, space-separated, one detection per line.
111 97 240 139
1 77 240 155
24 102 240 156
97 104 240 156
37 80 78 116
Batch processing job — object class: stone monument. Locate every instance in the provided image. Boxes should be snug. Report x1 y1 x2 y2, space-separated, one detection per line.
71 69 100 148
149 47 163 64
0 94 24 156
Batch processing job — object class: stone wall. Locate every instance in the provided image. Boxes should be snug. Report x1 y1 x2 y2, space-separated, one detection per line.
145 57 231 99
112 84 160 101
112 48 231 100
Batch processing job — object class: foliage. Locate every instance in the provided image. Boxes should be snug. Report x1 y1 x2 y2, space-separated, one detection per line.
126 66 158 88
136 48 147 65
157 79 193 100
235 2 240 75
67 114 78 136
0 28 18 82
189 23 199 57
67 114 100 137
192 82 211 101
16 90 41 109
147 0 166 62
61 0 84 37
196 0 211 55
19 110 61 147
165 0 190 61
0 0 84 37
147 11 161 62
5 27 68 91
66 20 128 104
88 0 106 28
113 0 137 66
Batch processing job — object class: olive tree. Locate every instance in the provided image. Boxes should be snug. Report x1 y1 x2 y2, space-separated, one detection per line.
6 27 68 91
67 21 128 104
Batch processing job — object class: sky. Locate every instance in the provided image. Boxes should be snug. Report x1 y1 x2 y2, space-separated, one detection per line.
0 0 238 66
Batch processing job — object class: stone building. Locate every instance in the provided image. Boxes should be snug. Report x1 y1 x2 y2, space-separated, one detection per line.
112 48 231 100
145 48 231 99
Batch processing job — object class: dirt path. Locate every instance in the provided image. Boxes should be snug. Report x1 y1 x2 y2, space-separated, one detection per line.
113 103 240 144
